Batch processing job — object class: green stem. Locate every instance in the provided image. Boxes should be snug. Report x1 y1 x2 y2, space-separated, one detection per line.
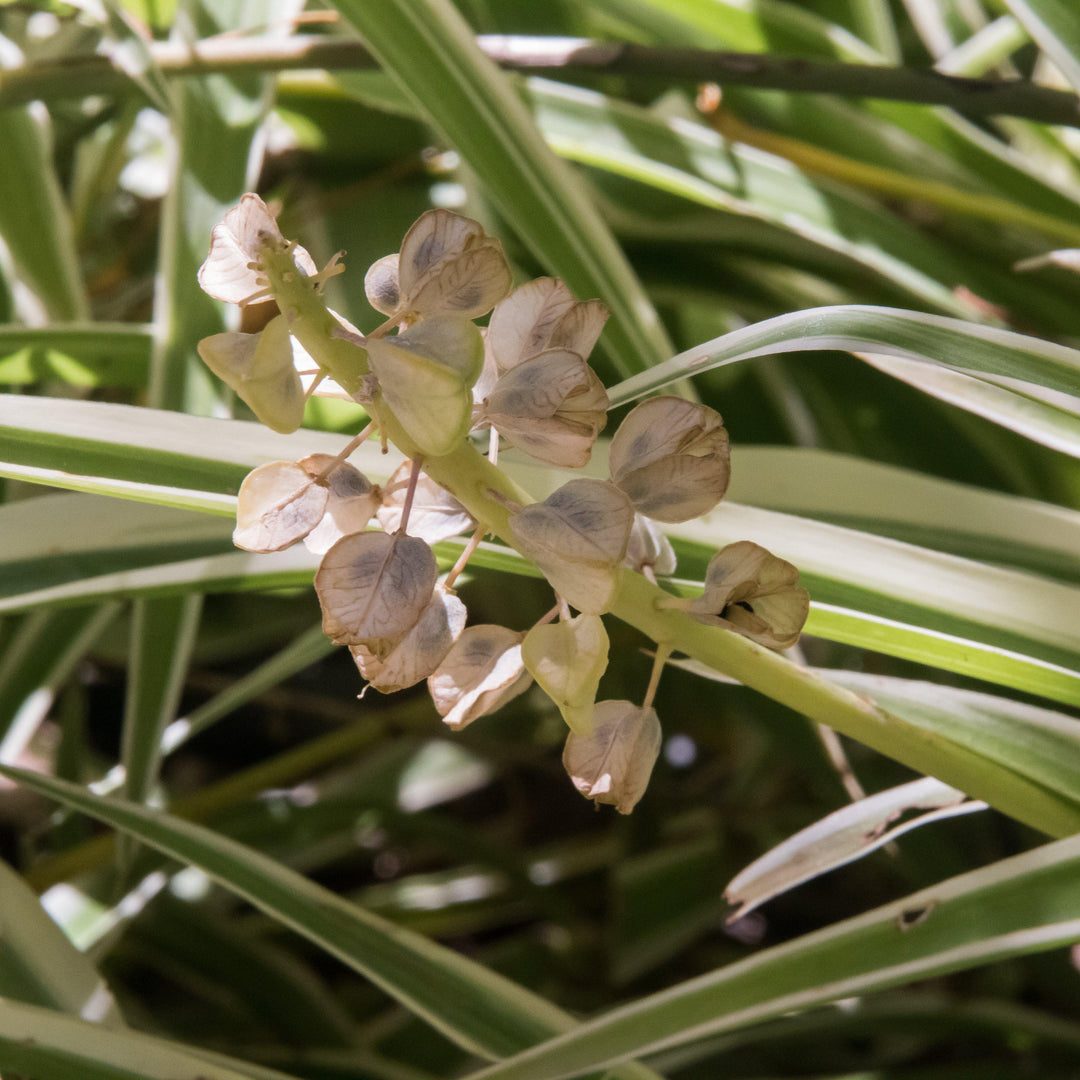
261 224 1080 840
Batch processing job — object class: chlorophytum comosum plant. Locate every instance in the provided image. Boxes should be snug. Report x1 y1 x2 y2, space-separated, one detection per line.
196 194 810 814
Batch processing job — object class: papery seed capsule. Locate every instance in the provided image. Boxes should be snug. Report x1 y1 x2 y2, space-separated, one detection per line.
297 454 380 556
376 461 473 544
610 397 730 523
562 700 662 814
510 479 633 614
522 614 609 735
428 625 531 730
315 531 437 652
233 461 329 553
352 590 467 694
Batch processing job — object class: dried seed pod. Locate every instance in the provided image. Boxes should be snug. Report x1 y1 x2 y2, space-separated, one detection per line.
483 349 609 467
376 461 474 544
522 614 609 735
232 461 329 553
364 253 401 316
474 279 608 405
562 700 662 814
686 540 810 649
366 315 483 456
610 397 730 523
297 454 380 556
198 193 316 306
510 479 633 614
393 209 512 321
351 590 467 694
315 531 438 652
428 625 531 730
624 513 677 577
197 315 305 433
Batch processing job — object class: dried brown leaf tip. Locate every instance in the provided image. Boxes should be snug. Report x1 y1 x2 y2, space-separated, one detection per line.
428 625 532 731
376 461 473 545
510 479 634 614
351 589 467 694
523 614 609 735
676 540 810 649
610 397 731 523
315 531 438 652
197 194 316 307
197 315 305 433
562 700 662 814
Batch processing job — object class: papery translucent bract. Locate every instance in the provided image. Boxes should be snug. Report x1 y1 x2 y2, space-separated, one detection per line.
364 253 401 316
483 349 609 467
197 315 305 433
315 531 437 652
485 278 577 376
351 590 467 694
610 397 730 523
523 615 609 735
232 461 328 553
428 625 531 731
197 193 315 306
366 315 483 456
376 461 474 544
625 513 677 577
687 540 810 649
396 209 512 321
562 700 662 814
297 454 379 556
509 479 633 614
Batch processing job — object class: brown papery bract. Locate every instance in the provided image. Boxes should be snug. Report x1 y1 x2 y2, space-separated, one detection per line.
610 397 730 523
352 590 467 694
315 532 438 653
510 479 634 614
483 349 609 468
562 700 662 814
429 625 531 731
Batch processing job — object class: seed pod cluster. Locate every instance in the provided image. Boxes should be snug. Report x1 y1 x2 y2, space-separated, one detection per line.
197 198 811 815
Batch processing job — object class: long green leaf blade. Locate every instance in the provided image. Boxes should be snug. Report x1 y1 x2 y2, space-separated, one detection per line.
459 835 1080 1080
0 765 656 1077
330 0 672 377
